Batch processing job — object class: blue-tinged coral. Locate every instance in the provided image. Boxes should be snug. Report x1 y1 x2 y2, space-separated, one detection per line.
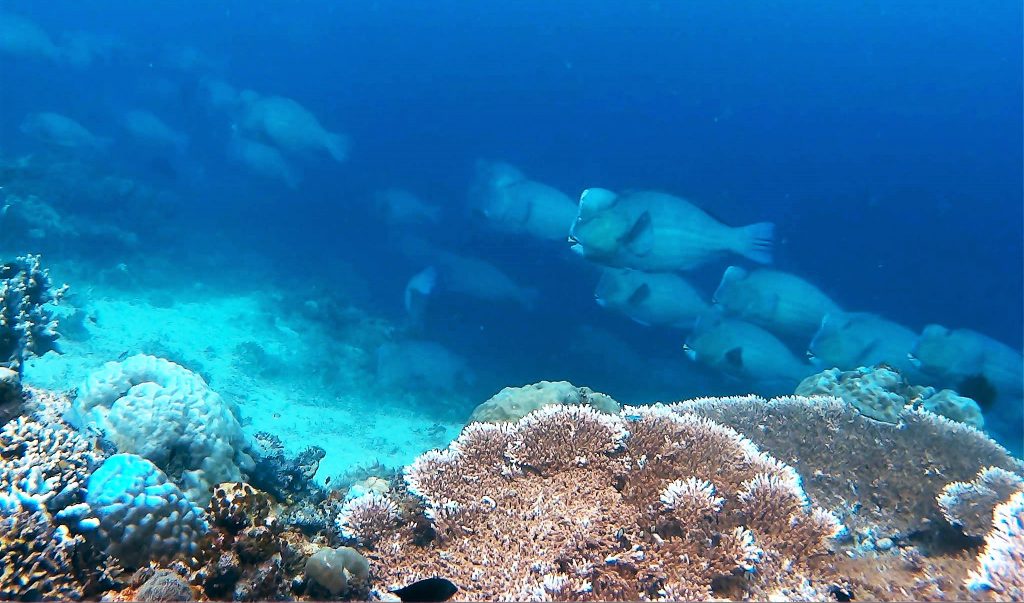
0 254 66 373
968 490 1024 599
65 354 254 503
61 453 208 569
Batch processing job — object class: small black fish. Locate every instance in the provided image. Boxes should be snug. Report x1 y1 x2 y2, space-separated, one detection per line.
390 577 458 602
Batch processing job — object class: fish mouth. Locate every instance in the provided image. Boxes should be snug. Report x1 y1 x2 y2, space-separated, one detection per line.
682 344 697 361
567 234 579 245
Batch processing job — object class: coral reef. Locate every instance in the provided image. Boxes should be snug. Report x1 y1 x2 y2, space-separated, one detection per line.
468 380 621 423
65 354 254 503
1 486 87 601
304 547 369 596
248 431 325 505
0 254 66 372
352 405 844 601
939 467 1024 538
670 395 1022 547
1 414 101 516
0 367 22 424
135 568 196 602
61 453 209 569
795 365 984 427
968 490 1024 599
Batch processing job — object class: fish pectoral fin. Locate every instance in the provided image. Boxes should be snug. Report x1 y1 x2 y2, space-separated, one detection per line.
725 346 744 369
619 211 654 255
627 283 651 305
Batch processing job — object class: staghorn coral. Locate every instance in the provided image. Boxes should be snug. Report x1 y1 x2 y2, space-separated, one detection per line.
671 395 1023 547
0 416 101 515
357 405 844 601
939 467 1024 538
65 354 254 503
468 380 621 423
0 254 66 373
967 491 1024 599
0 488 86 601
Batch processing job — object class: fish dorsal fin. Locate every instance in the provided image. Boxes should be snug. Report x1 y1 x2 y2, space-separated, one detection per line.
627 283 651 305
620 211 654 255
725 346 744 369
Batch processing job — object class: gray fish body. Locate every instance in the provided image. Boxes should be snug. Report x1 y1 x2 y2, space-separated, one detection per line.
473 161 577 242
570 189 774 271
595 268 708 329
911 325 1023 398
685 315 810 393
714 266 841 340
808 311 920 377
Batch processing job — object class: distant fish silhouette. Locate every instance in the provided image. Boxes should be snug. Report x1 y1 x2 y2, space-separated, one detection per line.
390 577 458 602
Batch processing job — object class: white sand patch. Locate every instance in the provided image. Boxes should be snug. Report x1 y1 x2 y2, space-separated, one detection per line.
24 278 464 486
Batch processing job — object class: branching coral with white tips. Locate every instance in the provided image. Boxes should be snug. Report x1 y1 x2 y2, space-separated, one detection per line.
362 405 844 601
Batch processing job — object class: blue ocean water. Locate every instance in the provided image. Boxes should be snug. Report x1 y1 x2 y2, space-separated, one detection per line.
1 0 1021 466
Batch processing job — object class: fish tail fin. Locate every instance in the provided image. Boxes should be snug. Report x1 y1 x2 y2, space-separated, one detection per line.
735 222 774 264
325 132 349 162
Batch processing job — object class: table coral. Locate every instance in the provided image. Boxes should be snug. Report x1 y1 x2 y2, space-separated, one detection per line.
670 395 1023 547
968 491 1024 600
939 467 1024 538
348 405 844 601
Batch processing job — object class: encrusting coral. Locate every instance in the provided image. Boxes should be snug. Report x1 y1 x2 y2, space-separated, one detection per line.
796 365 985 427
467 380 621 423
672 394 1023 547
344 405 845 601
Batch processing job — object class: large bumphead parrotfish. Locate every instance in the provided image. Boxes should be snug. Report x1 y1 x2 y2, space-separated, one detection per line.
910 324 1024 406
20 112 109 150
713 266 842 340
684 312 811 394
569 188 774 271
238 90 349 162
808 311 921 377
595 268 708 329
470 161 578 243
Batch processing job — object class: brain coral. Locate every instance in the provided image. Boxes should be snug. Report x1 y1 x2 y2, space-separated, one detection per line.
670 395 1023 546
65 354 253 503
467 380 621 423
62 453 209 569
350 405 844 601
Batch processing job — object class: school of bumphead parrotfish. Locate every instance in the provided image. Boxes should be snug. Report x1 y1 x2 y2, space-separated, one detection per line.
412 162 1022 439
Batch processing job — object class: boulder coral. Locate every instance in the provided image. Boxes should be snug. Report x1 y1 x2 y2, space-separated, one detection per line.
65 354 253 503
344 405 844 601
